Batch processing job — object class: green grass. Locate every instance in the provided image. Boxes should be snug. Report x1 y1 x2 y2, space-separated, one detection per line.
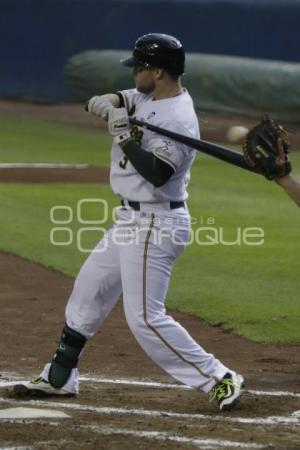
168 153 300 343
0 183 118 275
1 115 300 344
0 115 111 166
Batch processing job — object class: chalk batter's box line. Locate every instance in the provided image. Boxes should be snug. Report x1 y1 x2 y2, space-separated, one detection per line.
1 374 300 399
0 396 299 427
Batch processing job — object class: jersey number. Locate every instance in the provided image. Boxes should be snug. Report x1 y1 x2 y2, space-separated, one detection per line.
119 155 129 169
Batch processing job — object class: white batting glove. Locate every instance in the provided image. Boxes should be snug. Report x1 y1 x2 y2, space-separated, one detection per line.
86 95 113 120
108 107 130 136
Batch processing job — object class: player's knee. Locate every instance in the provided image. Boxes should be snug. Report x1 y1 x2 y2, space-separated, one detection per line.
124 307 165 337
124 307 145 334
48 323 86 389
145 312 168 328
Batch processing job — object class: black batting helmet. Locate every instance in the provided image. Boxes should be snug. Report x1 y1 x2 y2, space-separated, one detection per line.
121 33 185 76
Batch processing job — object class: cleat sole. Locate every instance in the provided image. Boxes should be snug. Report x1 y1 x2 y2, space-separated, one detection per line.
13 383 75 398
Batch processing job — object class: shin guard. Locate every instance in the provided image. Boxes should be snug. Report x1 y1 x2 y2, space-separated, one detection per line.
48 324 86 388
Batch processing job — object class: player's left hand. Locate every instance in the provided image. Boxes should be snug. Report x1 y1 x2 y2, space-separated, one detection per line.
243 115 292 180
86 95 113 120
108 107 130 136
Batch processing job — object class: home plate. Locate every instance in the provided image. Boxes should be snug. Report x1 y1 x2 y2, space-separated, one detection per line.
0 407 70 419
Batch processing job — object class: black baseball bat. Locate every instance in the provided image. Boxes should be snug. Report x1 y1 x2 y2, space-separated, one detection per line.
129 117 253 173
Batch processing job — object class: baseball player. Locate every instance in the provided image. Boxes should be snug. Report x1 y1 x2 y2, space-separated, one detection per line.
15 33 244 410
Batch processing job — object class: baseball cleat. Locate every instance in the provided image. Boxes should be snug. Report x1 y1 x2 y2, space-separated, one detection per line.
209 372 244 411
13 376 75 398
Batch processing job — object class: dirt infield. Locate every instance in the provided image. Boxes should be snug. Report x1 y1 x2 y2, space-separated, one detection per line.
0 165 109 183
0 251 300 450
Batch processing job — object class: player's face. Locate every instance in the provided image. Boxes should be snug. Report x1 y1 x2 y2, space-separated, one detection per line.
133 66 156 94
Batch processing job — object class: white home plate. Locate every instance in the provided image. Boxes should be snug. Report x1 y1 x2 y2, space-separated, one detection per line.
0 407 70 419
0 447 33 450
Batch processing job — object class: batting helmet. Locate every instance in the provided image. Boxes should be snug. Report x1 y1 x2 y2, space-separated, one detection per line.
121 33 185 76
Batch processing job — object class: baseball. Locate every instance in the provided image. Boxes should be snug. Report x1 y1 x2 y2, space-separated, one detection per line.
226 126 249 143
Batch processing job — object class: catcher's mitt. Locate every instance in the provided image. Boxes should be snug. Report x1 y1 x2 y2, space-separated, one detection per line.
243 115 292 180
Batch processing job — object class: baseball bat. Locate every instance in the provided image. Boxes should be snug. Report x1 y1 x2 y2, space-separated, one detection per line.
129 118 253 173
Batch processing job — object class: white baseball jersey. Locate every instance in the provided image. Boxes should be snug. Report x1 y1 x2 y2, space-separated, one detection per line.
110 88 200 202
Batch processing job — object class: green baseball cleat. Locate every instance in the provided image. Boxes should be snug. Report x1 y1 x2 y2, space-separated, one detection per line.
209 372 245 411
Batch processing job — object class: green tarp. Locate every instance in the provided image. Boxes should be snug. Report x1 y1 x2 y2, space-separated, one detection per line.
65 50 300 122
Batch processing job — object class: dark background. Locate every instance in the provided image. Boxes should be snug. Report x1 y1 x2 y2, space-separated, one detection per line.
1 0 299 101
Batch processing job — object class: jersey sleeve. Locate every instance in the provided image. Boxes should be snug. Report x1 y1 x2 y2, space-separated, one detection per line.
149 122 196 171
117 89 148 114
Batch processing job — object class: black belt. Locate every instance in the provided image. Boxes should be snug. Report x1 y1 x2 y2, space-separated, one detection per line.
121 200 185 211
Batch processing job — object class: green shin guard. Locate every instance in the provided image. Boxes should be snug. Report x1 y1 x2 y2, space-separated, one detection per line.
48 324 86 389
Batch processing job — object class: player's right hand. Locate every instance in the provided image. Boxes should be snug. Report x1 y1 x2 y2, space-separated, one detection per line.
86 95 113 120
108 108 129 136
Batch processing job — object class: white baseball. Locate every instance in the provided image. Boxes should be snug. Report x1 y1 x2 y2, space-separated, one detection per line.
226 126 249 143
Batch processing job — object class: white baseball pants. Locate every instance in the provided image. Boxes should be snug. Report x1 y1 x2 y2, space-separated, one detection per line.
63 204 228 393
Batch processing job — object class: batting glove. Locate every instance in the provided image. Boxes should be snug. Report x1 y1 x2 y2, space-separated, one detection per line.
86 95 114 120
107 107 129 134
108 108 132 146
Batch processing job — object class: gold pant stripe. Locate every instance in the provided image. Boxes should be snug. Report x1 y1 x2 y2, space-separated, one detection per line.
142 213 211 380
